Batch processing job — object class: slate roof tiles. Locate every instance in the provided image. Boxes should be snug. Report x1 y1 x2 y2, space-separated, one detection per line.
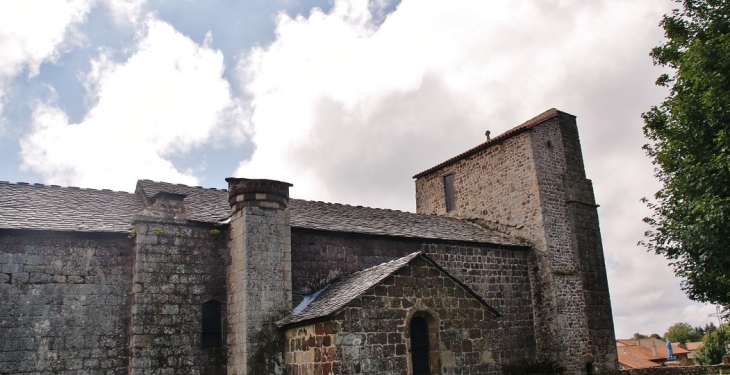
277 252 422 327
135 179 230 223
0 181 144 233
288 199 521 246
0 179 525 246
277 252 500 327
134 180 523 245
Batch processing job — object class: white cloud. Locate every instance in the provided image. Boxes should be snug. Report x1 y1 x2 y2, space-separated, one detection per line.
103 0 147 25
236 0 667 206
0 0 93 79
0 0 94 127
236 0 717 337
20 17 243 191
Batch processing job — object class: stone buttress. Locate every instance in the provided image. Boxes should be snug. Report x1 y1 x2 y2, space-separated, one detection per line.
129 191 228 374
226 178 293 375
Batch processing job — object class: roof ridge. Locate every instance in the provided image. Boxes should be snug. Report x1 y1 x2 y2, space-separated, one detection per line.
277 252 422 327
341 251 421 280
138 179 228 191
0 180 134 194
292 198 408 213
278 251 502 328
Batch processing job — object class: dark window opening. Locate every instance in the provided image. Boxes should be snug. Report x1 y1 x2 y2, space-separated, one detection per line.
411 316 430 375
444 174 455 212
202 300 222 348
586 362 594 375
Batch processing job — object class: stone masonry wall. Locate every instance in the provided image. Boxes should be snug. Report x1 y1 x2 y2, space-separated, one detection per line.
425 246 535 363
0 230 133 374
414 113 617 374
284 256 501 375
129 220 228 375
284 322 338 375
619 365 730 375
528 118 591 371
414 131 539 238
557 116 617 370
227 206 292 375
291 230 535 365
414 127 549 365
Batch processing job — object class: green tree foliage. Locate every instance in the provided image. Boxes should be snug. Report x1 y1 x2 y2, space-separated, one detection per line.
695 322 718 337
650 333 663 340
695 329 728 365
695 325 706 336
664 322 703 344
633 333 649 339
705 322 719 334
641 0 730 309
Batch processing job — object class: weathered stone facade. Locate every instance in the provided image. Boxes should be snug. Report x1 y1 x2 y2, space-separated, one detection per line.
283 256 501 375
414 109 617 373
0 231 133 374
0 108 617 374
291 231 536 364
129 218 227 374
226 178 293 375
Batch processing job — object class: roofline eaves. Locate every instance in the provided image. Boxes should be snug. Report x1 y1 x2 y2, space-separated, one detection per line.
289 226 530 250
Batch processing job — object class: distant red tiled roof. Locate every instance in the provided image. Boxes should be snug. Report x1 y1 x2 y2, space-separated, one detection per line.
685 342 703 351
617 347 662 369
617 338 689 356
616 343 664 361
412 108 573 178
616 338 693 369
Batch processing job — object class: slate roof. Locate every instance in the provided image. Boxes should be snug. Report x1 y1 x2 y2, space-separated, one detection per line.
288 199 522 246
0 181 144 233
413 108 572 178
135 179 230 223
134 180 523 245
277 252 499 327
0 178 524 245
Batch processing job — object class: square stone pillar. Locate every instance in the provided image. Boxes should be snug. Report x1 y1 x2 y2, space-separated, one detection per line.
226 178 293 375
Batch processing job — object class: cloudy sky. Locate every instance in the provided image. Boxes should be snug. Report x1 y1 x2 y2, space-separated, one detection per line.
0 0 720 339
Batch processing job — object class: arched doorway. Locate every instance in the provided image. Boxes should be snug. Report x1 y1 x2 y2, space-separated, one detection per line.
410 316 430 375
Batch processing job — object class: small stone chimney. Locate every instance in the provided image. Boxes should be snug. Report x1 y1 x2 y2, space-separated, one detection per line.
136 192 187 221
225 178 293 375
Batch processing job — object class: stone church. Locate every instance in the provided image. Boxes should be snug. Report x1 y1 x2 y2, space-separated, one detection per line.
0 109 618 374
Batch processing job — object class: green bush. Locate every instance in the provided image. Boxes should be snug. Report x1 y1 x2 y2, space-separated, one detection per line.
695 329 728 365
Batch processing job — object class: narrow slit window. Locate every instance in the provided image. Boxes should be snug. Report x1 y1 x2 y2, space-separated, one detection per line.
444 174 455 212
202 300 222 348
410 316 430 375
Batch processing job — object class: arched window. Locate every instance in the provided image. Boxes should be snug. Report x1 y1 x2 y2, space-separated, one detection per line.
202 300 222 348
410 316 430 375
